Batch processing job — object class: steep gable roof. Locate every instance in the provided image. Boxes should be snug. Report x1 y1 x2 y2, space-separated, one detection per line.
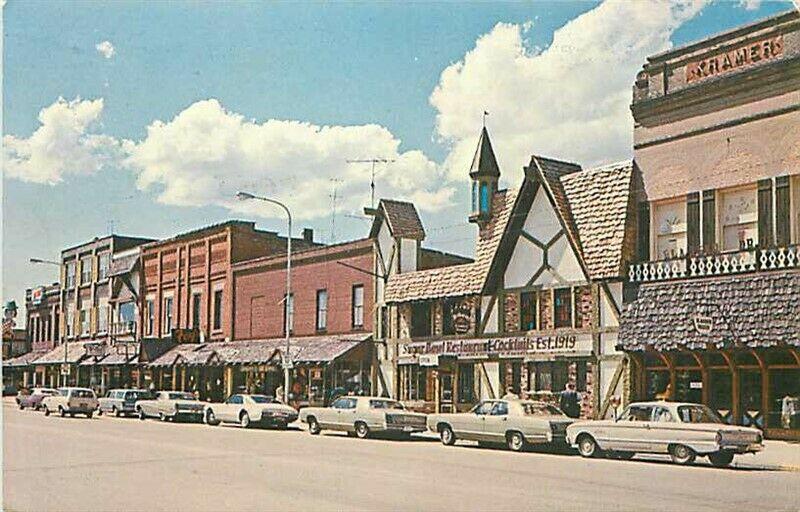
384 189 517 302
561 160 635 280
368 199 425 240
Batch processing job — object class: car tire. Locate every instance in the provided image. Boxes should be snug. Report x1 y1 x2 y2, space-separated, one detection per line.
138 408 146 420
206 409 220 426
59 406 66 418
669 444 696 465
159 412 167 422
307 416 321 435
439 425 456 446
577 434 601 458
708 451 734 468
506 431 527 452
354 422 369 439
240 412 251 429
86 412 93 419
114 407 121 418
19 402 24 410
98 407 103 416
44 406 51 416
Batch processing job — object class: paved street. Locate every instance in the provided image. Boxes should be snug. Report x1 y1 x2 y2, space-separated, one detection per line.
3 401 799 512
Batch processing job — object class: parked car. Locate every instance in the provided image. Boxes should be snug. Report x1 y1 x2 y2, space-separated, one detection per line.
135 391 206 422
204 394 298 428
98 389 152 417
41 387 98 418
16 388 59 410
427 399 575 452
299 396 427 439
566 401 764 467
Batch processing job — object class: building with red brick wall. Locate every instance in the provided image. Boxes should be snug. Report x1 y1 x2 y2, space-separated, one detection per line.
140 220 319 343
232 238 374 340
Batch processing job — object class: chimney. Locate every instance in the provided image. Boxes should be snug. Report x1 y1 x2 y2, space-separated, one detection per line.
302 228 314 243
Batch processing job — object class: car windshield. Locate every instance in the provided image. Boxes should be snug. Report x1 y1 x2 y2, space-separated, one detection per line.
249 395 273 404
677 405 724 424
125 391 149 400
369 400 404 410
522 403 563 416
168 392 196 400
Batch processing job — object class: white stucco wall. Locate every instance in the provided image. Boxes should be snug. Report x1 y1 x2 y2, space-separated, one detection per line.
481 295 498 334
399 238 417 273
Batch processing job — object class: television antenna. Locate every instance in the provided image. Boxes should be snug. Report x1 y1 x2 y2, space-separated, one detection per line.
329 178 343 243
346 158 395 208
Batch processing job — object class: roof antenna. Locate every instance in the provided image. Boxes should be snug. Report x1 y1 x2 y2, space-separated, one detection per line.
346 158 395 208
329 178 343 243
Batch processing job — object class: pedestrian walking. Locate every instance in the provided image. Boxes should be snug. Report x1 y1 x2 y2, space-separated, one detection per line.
559 382 581 418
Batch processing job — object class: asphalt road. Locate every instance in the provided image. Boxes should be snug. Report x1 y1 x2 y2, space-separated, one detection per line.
3 401 799 512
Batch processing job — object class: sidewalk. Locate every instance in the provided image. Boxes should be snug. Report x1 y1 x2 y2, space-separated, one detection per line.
732 439 800 472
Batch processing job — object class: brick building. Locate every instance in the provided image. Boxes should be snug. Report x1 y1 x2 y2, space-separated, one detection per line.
140 220 319 343
384 128 636 417
621 10 800 439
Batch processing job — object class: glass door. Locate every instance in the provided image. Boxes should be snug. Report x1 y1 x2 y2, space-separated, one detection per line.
739 370 763 429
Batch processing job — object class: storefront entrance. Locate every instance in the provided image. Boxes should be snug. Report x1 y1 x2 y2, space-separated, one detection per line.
631 348 800 439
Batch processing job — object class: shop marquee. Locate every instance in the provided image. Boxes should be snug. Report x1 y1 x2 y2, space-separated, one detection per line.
398 334 593 364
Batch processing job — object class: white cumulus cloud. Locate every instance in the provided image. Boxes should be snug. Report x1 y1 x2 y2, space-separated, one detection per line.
3 97 125 184
124 99 454 220
95 40 116 59
430 0 708 184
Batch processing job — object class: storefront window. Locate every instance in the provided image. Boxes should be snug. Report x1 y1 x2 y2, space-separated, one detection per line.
740 370 763 429
520 292 537 331
769 369 800 430
645 369 670 400
709 369 733 424
529 361 569 393
457 363 475 404
675 370 702 404
400 365 428 401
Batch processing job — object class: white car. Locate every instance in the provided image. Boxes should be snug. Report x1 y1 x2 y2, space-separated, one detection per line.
204 394 298 429
566 401 764 467
427 399 575 451
41 387 98 418
299 396 427 439
135 391 206 422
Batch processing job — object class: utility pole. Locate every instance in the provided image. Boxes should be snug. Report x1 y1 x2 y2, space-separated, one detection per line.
346 158 395 208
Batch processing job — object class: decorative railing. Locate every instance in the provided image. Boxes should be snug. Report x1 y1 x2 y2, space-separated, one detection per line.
629 244 799 283
111 321 136 336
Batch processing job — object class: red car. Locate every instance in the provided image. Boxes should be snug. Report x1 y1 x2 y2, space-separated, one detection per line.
16 388 59 411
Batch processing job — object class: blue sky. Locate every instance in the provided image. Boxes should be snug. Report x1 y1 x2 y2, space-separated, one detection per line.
3 0 795 319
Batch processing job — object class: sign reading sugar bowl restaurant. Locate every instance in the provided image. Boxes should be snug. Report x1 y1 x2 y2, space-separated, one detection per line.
399 334 593 362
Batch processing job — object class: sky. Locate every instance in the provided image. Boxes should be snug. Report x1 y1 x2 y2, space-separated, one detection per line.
3 0 796 321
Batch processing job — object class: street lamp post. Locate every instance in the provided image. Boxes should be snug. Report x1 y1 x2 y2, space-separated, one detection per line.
236 192 293 404
30 257 68 387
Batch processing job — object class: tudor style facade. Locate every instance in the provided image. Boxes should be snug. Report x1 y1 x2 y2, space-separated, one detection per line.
621 10 800 439
384 128 637 417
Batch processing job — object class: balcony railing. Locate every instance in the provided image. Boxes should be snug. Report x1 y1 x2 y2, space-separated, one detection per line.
111 321 136 336
629 244 799 283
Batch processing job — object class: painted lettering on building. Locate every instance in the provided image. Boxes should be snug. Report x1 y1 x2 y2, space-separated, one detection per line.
398 334 591 362
686 35 783 83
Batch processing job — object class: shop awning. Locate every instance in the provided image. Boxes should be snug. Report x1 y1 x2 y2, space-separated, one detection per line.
620 271 800 352
2 350 48 368
146 335 371 368
31 343 89 365
275 334 372 365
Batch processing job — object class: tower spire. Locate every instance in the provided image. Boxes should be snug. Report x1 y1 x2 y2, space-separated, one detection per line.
468 126 500 226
